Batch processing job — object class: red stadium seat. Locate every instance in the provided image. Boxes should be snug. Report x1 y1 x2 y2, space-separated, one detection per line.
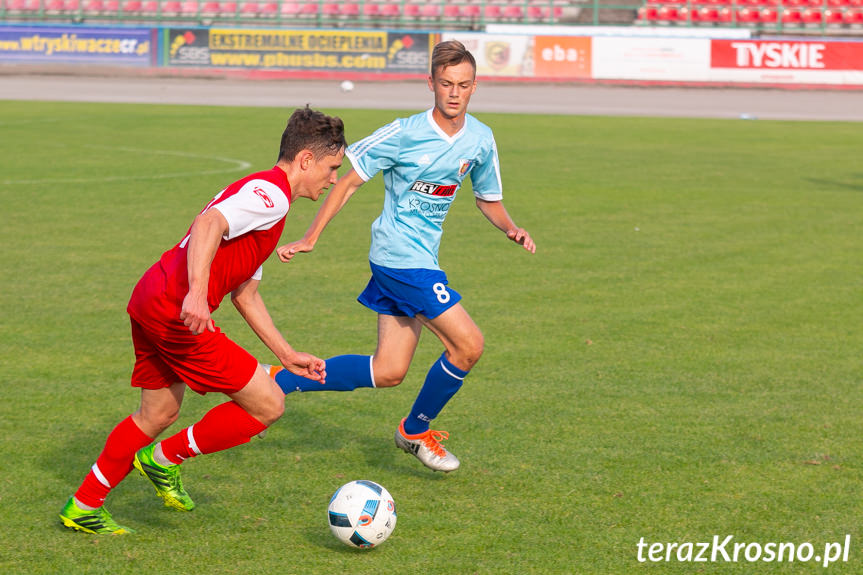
503 4 523 18
239 0 259 15
403 2 419 17
161 0 180 13
280 1 299 16
45 0 64 12
737 6 760 21
338 2 358 17
102 0 119 12
759 6 778 20
801 7 822 21
527 5 546 19
321 2 339 16
257 1 276 15
696 5 718 20
358 2 375 17
179 0 198 15
637 5 660 21
443 3 460 18
379 2 399 17
140 0 158 13
199 0 218 13
780 7 803 21
420 3 440 17
823 6 843 20
843 7 863 21
483 4 502 18
298 2 317 16
461 3 480 18
657 4 679 20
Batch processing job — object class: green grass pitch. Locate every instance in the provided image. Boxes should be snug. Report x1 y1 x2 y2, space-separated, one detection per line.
0 99 861 574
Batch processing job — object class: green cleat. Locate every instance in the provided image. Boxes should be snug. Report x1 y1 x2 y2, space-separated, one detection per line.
133 445 196 512
59 497 135 535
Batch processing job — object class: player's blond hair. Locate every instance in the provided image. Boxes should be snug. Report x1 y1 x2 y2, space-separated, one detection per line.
431 40 476 79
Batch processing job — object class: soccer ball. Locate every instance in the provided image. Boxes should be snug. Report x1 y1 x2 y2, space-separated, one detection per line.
327 480 397 549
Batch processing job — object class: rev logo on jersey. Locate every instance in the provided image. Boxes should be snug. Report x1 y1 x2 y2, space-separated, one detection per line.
410 180 457 197
252 186 275 208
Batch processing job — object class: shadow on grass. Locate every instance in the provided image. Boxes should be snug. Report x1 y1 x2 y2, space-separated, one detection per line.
805 176 863 193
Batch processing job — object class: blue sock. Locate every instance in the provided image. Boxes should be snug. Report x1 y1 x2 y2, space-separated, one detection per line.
274 355 375 394
403 353 468 436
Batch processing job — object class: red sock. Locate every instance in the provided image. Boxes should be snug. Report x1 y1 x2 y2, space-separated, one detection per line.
159 401 267 464
74 416 153 508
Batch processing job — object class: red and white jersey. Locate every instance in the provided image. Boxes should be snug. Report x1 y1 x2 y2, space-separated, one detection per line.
128 166 291 322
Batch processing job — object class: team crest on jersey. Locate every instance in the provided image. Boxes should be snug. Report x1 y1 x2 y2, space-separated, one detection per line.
410 180 457 197
458 159 474 178
252 186 275 208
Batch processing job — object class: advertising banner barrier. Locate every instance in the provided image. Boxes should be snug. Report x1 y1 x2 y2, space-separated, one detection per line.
1 23 860 89
165 27 431 74
533 35 591 80
592 36 711 82
710 39 863 85
0 25 154 65
442 32 532 77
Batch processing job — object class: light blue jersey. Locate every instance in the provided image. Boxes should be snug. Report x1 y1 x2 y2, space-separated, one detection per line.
346 109 503 270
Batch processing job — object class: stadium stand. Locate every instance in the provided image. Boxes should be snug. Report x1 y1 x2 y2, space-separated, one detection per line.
0 0 580 26
2 0 860 31
635 0 863 29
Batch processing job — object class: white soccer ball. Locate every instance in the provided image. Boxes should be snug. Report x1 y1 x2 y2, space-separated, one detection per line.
327 480 397 549
340 80 355 92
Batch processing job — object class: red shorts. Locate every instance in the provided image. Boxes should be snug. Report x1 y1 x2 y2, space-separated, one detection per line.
130 315 258 396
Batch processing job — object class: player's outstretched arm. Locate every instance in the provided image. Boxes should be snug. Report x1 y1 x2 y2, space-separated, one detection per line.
231 278 326 382
277 169 366 263
475 198 537 254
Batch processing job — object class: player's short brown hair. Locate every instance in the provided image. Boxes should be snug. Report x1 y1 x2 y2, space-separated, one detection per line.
430 40 476 79
278 105 346 162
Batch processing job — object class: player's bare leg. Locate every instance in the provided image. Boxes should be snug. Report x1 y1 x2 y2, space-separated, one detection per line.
135 367 283 511
371 314 422 388
394 304 484 472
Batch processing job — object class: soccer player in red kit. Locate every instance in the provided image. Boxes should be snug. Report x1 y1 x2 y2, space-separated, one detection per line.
59 106 346 534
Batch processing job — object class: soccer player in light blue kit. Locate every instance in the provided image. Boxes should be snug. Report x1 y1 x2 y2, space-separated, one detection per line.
267 40 536 472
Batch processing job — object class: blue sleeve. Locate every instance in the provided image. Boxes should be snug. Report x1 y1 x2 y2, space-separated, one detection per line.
346 119 401 182
470 136 503 201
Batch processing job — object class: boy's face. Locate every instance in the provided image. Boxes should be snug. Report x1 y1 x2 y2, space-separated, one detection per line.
428 61 477 121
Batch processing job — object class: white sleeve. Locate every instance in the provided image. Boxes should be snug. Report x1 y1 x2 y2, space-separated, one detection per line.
210 179 289 240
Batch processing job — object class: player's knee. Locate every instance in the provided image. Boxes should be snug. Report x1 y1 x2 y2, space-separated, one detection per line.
455 332 484 370
257 393 285 426
374 372 405 388
371 357 408 388
139 406 180 434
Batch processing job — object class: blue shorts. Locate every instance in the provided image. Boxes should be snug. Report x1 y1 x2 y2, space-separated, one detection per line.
358 262 462 320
